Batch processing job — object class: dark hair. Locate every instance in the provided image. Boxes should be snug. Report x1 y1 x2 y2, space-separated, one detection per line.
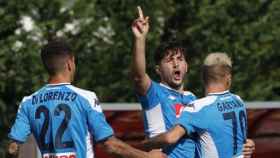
41 38 73 75
154 41 187 64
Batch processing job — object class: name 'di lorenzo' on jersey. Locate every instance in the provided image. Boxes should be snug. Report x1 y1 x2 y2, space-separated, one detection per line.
32 91 78 105
217 100 244 112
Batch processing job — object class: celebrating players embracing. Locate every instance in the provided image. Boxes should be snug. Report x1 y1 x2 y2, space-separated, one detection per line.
131 6 255 158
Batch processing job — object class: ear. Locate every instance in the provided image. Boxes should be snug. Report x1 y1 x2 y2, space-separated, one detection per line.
66 56 74 72
226 73 232 87
155 65 161 75
66 59 72 72
185 62 188 73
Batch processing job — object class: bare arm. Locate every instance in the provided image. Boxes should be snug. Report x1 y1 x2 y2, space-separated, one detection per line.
141 125 187 151
102 136 166 158
131 6 151 96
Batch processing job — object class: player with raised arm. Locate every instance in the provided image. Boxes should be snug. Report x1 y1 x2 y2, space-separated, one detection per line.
131 6 255 158
132 6 197 158
142 53 250 158
6 39 166 158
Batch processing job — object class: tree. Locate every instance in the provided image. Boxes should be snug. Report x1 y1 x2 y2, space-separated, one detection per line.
0 0 279 156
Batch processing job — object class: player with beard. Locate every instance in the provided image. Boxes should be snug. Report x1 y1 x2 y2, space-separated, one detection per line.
131 6 255 158
141 53 249 158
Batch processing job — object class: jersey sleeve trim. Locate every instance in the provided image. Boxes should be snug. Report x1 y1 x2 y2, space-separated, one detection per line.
95 134 114 143
8 136 25 144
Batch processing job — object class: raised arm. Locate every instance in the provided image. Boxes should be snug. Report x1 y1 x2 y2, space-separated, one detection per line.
102 136 166 158
141 125 187 151
131 6 151 96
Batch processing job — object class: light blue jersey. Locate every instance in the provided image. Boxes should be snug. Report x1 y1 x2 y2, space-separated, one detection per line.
138 81 197 158
178 91 247 158
9 83 114 158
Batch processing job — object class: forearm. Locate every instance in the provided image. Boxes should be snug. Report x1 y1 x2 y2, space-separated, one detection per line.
132 37 147 79
131 37 151 95
142 125 187 151
104 137 149 158
141 134 171 151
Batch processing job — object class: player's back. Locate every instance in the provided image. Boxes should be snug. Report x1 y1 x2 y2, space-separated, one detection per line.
208 91 247 158
9 83 113 158
179 91 247 158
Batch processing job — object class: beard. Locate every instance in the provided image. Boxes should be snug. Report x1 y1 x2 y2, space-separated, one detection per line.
169 81 183 90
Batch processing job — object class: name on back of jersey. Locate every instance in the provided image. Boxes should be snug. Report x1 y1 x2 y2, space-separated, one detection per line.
32 91 77 105
217 100 244 112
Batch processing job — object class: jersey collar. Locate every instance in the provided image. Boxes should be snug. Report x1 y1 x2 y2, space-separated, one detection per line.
46 82 71 87
159 82 191 96
207 90 230 96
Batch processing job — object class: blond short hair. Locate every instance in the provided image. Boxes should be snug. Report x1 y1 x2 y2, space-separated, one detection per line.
202 52 232 85
203 52 232 67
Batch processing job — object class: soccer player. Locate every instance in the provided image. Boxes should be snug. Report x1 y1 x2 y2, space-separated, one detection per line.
131 6 255 158
132 7 197 158
142 53 249 158
6 39 166 158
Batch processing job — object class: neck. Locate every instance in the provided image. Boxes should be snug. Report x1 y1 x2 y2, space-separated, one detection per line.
205 83 229 95
48 73 72 84
161 82 185 93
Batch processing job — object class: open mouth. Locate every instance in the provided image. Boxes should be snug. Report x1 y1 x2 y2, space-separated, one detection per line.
174 70 181 80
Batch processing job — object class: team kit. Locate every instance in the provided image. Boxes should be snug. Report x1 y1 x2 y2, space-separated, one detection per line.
7 7 254 158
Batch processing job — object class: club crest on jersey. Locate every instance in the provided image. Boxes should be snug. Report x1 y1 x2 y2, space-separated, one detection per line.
174 103 184 118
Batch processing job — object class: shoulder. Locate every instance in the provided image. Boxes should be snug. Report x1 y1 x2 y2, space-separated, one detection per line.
232 93 246 107
233 94 244 102
183 91 196 99
17 89 41 112
184 95 218 112
67 85 97 99
66 85 102 112
20 88 42 105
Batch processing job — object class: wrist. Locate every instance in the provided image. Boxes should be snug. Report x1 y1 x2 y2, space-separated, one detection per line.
134 37 146 42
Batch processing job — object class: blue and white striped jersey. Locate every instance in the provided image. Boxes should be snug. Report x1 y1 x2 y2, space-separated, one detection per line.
178 91 247 158
138 81 197 158
9 83 114 158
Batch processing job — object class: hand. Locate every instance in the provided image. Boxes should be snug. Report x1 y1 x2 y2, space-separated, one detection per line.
6 142 19 158
243 139 255 158
147 149 167 158
132 6 149 39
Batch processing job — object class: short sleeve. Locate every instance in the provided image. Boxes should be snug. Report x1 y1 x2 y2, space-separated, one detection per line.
8 98 31 143
177 105 210 136
86 97 114 142
137 81 161 110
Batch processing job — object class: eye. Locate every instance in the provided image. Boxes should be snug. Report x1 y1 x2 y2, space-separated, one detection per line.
164 57 173 63
178 56 184 61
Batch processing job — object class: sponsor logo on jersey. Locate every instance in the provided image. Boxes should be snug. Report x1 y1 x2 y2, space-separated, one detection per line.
168 95 176 100
43 152 76 158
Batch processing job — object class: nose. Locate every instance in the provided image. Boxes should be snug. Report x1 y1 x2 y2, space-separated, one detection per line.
173 59 179 68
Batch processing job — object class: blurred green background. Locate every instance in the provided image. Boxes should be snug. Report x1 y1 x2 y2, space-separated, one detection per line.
0 0 279 156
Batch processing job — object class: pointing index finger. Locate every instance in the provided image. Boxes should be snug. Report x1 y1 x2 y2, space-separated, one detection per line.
137 6 144 20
